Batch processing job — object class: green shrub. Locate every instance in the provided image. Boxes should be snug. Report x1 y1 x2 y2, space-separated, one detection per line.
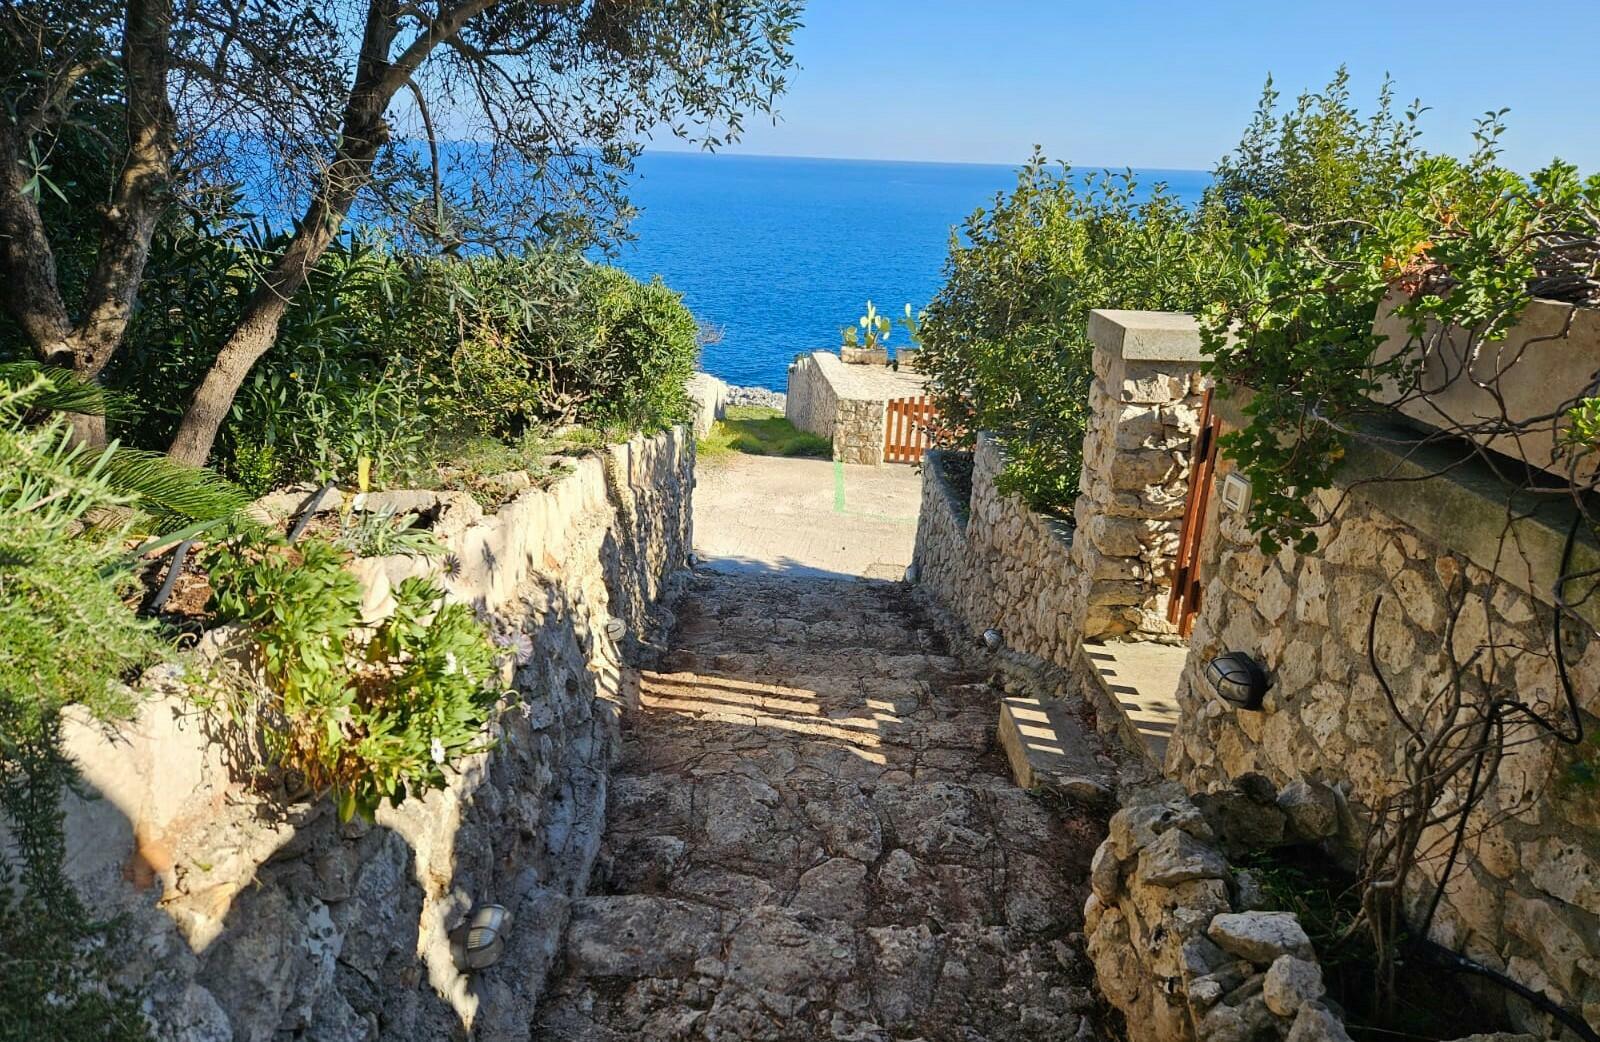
416 256 697 436
203 531 504 822
918 155 1219 512
108 234 695 488
917 71 1429 518
0 377 162 1040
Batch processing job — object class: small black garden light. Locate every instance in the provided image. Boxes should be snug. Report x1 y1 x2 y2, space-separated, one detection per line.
1205 651 1271 711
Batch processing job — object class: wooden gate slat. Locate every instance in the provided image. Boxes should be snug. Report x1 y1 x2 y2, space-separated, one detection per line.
883 395 936 464
1166 388 1221 637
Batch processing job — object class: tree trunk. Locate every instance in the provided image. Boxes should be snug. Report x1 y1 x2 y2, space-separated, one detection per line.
165 301 289 465
0 0 174 448
164 0 409 466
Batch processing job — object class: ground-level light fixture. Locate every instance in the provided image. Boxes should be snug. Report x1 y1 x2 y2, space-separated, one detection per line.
452 903 512 971
605 617 626 641
981 629 1003 652
1205 651 1271 711
904 563 919 584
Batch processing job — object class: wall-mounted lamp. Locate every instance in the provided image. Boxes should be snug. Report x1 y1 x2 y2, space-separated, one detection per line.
1204 651 1271 711
981 629 1003 652
451 903 512 971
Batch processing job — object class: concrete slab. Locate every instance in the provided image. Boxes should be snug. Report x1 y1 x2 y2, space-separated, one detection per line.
693 453 921 580
1078 640 1189 766
997 697 1114 803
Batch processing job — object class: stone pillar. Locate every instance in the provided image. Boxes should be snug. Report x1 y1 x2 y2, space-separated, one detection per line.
1070 310 1208 639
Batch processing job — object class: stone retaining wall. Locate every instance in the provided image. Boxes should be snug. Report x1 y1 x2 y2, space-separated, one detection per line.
785 350 929 465
58 429 694 1042
914 438 1081 668
1086 779 1356 1042
685 371 728 437
911 310 1208 658
1167 426 1600 1035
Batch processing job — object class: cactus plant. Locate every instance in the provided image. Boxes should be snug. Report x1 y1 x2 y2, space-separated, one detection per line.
841 300 892 350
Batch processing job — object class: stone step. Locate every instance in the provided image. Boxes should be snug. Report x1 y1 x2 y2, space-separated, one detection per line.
670 612 941 655
654 646 973 685
997 696 1117 805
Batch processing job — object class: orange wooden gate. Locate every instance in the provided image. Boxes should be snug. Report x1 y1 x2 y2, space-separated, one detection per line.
1167 388 1223 637
883 395 938 464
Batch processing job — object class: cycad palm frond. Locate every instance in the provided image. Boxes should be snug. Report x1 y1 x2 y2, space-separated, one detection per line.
0 360 117 417
102 447 250 529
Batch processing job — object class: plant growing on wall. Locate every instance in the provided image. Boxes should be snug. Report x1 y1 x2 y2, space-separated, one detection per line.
1202 114 1600 554
841 300 893 350
203 532 503 822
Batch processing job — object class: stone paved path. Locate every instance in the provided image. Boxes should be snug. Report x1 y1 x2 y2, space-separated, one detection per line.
534 572 1104 1041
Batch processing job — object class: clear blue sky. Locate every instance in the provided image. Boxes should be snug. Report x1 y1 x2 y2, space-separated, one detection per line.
675 1 1600 173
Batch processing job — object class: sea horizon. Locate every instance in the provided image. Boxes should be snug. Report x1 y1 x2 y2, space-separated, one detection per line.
610 150 1211 391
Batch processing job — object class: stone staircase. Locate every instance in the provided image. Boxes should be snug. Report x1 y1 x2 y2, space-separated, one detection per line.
533 571 1107 1041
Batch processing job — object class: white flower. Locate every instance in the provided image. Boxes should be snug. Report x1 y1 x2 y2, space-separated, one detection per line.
430 737 446 764
444 651 459 675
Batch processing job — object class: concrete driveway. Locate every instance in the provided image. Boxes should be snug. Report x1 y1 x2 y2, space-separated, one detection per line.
693 453 922 580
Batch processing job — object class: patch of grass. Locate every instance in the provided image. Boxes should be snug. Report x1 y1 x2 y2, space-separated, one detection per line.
386 427 608 509
698 406 831 461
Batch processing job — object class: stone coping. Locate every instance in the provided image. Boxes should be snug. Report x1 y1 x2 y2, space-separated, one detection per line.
803 349 929 401
921 447 971 532
1214 388 1600 627
1088 309 1207 362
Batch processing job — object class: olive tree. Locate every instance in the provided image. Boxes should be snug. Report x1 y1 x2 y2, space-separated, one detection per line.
0 0 800 461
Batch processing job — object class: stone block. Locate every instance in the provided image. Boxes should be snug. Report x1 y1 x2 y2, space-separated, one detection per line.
1207 911 1315 965
997 697 1113 803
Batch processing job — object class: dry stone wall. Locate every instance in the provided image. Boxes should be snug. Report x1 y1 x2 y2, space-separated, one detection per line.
57 429 694 1042
911 310 1207 661
1086 780 1357 1042
1168 456 1600 1036
914 439 1081 668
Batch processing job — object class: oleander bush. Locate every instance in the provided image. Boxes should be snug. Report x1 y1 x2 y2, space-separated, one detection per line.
97 228 696 492
203 530 504 823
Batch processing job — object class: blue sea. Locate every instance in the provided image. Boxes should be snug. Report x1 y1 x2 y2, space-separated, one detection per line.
609 152 1210 390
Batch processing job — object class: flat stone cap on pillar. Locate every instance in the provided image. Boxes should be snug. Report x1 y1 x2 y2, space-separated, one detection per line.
1087 309 1206 362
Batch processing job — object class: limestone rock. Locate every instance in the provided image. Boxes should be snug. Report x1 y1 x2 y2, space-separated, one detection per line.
1207 912 1315 965
565 896 723 979
1233 868 1269 911
1193 777 1287 853
1089 842 1122 901
1107 799 1212 860
1286 1004 1353 1042
1263 956 1325 1017
1276 780 1340 842
1137 827 1230 887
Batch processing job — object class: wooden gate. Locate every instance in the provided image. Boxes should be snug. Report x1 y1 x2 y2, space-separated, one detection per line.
883 395 938 464
1167 388 1223 637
